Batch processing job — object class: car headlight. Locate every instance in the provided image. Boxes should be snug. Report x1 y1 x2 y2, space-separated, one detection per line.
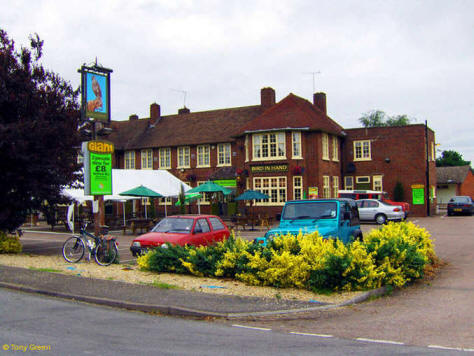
161 243 168 249
132 241 141 247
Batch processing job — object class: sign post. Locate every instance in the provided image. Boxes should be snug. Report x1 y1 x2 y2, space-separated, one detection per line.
78 61 113 235
82 140 114 234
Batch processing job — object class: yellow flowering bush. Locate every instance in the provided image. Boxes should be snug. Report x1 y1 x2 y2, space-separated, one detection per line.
139 222 437 292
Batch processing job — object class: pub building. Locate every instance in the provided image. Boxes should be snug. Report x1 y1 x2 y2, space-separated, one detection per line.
107 87 436 219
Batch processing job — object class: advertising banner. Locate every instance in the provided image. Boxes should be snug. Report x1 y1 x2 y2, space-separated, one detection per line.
82 140 114 196
308 187 318 199
412 188 425 205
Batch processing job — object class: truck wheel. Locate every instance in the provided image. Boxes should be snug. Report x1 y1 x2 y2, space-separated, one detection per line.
375 214 387 225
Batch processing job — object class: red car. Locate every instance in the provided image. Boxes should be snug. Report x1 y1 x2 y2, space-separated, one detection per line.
130 215 230 256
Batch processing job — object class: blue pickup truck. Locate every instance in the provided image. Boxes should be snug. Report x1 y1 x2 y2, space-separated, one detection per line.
255 198 363 245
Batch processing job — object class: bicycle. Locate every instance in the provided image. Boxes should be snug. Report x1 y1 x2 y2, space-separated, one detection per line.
62 224 118 266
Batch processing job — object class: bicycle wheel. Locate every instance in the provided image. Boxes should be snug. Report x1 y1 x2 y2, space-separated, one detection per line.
62 236 85 263
94 240 118 266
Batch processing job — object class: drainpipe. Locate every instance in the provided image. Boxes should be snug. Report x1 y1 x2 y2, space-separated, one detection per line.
425 120 430 216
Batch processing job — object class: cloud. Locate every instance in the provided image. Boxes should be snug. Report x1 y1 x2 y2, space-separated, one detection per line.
1 0 473 162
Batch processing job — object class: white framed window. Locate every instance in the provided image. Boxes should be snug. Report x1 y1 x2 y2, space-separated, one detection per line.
293 176 303 200
217 143 231 166
344 176 354 190
332 136 339 161
322 133 329 160
159 148 171 169
125 151 135 169
177 146 190 168
292 131 302 158
323 176 330 198
332 176 339 198
141 149 153 169
373 175 383 191
197 181 211 204
254 176 287 205
252 132 286 160
354 140 371 161
356 176 370 184
160 197 172 206
197 145 210 167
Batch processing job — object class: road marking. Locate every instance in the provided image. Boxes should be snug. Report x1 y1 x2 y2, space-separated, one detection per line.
290 332 333 338
428 345 465 351
356 338 404 345
232 324 271 331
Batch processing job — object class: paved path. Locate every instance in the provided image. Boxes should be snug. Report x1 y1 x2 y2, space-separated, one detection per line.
219 215 474 350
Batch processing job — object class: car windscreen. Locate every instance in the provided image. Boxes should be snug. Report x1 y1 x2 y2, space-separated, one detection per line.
282 202 338 220
152 218 194 233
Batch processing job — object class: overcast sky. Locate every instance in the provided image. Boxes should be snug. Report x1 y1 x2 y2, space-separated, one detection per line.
2 0 473 163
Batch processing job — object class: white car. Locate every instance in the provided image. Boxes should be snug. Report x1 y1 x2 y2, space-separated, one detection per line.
356 199 404 224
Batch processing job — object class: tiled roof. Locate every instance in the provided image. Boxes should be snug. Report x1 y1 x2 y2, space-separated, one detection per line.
436 165 471 184
238 93 344 135
108 105 263 150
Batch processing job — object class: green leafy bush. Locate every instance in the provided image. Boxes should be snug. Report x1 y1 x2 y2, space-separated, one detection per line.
0 231 22 254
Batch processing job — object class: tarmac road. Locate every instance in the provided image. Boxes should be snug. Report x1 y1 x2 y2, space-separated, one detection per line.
219 215 474 350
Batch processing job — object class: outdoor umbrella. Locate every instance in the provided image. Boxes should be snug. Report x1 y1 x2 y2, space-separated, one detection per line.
186 181 231 216
235 190 270 230
175 192 202 214
175 193 202 206
119 185 163 219
186 181 232 195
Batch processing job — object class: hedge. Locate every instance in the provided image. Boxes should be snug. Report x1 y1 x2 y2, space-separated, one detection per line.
0 231 22 254
137 222 437 292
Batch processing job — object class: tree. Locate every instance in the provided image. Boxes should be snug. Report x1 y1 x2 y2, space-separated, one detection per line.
436 150 471 167
0 29 82 231
359 110 413 127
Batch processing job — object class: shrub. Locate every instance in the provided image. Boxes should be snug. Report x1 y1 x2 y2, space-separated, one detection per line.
138 222 437 292
0 231 22 254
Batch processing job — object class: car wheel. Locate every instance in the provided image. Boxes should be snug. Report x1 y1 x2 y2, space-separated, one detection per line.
375 214 387 225
447 211 452 216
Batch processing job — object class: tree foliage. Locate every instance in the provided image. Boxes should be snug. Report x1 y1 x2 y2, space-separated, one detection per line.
0 29 81 231
436 150 471 167
359 110 412 127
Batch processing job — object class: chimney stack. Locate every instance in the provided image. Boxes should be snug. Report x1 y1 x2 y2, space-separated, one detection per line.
129 114 139 121
150 103 161 126
261 87 276 110
178 107 190 115
313 92 327 115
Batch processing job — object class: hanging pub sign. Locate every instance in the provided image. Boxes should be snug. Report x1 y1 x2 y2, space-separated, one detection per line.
82 140 114 195
78 63 113 122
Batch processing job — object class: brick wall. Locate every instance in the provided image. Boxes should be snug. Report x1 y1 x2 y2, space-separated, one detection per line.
343 125 436 216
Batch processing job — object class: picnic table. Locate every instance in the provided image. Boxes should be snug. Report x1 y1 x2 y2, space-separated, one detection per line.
123 218 155 235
